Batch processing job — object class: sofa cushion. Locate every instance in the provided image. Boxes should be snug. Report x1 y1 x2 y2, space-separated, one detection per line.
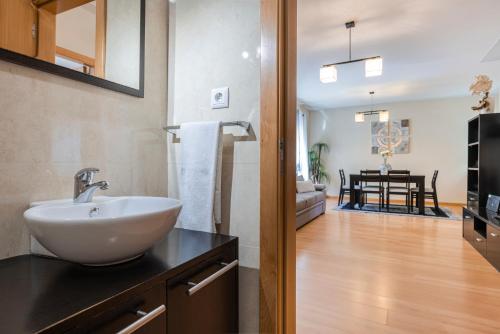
296 193 308 211
297 180 315 193
296 191 325 213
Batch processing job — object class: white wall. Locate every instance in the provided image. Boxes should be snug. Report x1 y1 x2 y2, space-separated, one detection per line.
309 96 481 204
105 0 141 89
56 6 96 57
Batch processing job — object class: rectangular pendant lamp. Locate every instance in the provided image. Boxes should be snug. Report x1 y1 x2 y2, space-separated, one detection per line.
378 110 389 122
320 65 337 83
365 57 383 77
354 113 365 123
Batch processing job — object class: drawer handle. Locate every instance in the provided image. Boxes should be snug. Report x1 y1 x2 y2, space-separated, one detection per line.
491 233 498 238
117 305 166 334
187 259 239 296
464 216 472 219
476 238 484 243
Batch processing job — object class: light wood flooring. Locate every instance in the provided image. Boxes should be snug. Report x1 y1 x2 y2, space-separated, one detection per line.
296 199 500 333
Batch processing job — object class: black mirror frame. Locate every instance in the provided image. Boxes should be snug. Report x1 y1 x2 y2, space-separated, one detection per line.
0 0 145 98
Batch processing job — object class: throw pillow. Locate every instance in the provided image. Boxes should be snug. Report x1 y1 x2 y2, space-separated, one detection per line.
296 180 315 193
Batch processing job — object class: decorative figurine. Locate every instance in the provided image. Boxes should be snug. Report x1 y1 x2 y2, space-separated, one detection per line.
470 75 494 113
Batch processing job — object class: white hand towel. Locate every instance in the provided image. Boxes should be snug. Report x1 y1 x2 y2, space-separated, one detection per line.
177 121 222 233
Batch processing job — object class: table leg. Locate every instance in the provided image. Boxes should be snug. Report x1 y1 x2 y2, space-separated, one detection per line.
418 179 425 215
349 178 356 209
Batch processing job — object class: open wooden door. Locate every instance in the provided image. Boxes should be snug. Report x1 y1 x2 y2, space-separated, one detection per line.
260 0 297 333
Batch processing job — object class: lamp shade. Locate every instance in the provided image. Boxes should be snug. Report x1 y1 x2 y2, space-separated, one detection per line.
354 113 365 123
320 65 337 83
378 110 389 122
365 57 383 77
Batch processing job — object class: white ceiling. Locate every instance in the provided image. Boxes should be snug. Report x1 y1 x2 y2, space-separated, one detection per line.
298 0 500 110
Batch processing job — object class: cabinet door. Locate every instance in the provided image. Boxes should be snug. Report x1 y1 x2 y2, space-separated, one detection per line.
167 260 238 334
487 225 500 271
463 211 474 243
0 0 37 57
67 283 166 334
472 231 487 257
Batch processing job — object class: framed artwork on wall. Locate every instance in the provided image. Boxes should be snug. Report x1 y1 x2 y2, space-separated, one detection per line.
371 119 410 154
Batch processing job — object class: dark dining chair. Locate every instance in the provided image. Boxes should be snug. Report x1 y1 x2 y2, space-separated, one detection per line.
411 170 439 212
386 170 411 213
338 169 359 205
360 170 384 211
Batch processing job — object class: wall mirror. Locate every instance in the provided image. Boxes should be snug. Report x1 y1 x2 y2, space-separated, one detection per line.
0 0 145 97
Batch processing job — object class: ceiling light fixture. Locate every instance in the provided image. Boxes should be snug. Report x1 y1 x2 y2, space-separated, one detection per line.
320 65 337 83
354 91 389 123
321 21 383 83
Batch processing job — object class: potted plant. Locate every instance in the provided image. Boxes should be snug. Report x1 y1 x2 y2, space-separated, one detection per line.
308 142 330 184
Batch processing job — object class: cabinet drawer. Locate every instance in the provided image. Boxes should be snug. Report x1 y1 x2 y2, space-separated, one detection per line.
472 231 487 257
487 225 500 271
467 192 479 209
67 283 166 334
167 257 238 334
463 210 474 243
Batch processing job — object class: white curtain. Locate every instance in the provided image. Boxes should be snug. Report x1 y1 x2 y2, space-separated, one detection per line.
296 108 309 179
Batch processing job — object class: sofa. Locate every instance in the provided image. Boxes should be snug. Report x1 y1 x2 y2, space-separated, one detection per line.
296 176 327 229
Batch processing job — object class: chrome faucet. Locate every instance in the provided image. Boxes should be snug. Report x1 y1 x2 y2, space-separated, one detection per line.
74 168 109 204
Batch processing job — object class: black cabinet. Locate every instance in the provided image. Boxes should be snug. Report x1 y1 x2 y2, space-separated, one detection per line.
487 224 500 270
467 114 500 208
463 209 474 243
463 208 500 271
472 231 487 257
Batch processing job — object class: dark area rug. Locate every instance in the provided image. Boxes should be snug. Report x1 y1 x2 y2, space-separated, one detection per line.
334 203 460 220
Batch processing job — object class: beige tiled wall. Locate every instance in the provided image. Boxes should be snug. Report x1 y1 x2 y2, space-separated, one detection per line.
167 0 261 270
0 0 169 259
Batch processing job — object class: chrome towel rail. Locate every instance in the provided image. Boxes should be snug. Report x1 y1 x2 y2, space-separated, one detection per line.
163 121 253 143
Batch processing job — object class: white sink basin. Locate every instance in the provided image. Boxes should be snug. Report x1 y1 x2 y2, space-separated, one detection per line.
24 196 182 266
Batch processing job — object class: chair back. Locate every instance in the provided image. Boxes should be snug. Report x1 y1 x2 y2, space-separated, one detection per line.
360 170 382 190
339 169 346 186
431 170 438 191
387 170 410 191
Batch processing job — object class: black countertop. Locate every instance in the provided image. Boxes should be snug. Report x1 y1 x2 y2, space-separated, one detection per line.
0 228 237 334
464 206 500 228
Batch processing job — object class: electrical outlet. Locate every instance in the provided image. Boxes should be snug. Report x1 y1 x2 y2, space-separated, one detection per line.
211 87 229 109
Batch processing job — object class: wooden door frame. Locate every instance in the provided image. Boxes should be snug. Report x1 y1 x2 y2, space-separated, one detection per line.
260 0 297 333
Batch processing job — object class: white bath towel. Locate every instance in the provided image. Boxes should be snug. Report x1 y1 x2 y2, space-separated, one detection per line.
177 121 222 233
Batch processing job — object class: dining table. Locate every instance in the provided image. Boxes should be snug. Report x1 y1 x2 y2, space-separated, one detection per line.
348 173 426 215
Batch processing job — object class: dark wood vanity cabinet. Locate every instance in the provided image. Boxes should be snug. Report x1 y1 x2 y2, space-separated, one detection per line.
167 257 238 333
0 229 238 334
67 283 167 334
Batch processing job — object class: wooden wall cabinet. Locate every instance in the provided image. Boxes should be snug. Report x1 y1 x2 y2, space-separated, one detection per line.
0 0 38 57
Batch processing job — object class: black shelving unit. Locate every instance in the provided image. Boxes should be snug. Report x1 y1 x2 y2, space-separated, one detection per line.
466 114 500 208
464 114 500 272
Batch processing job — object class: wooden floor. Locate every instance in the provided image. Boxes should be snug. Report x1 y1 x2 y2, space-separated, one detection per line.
296 199 500 333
